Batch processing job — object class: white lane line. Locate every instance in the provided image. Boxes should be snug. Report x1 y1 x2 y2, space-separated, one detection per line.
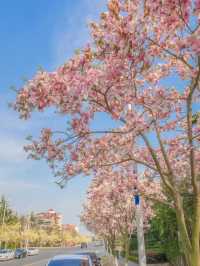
24 258 49 266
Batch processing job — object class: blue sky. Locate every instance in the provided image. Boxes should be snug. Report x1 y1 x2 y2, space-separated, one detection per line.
0 0 108 233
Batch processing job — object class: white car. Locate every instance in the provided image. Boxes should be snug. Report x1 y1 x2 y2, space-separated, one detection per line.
47 254 93 266
27 248 39 256
0 249 15 261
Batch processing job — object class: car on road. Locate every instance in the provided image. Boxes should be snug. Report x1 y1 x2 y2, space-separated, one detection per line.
47 254 93 266
27 247 39 256
15 248 27 258
0 249 15 261
80 242 87 249
77 252 101 266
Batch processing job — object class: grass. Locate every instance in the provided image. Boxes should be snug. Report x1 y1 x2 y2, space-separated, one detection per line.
128 254 138 263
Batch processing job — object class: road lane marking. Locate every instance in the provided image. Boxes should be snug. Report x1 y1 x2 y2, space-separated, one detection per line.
24 258 49 266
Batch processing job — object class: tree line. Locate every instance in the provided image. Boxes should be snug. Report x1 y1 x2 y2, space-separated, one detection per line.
0 196 89 249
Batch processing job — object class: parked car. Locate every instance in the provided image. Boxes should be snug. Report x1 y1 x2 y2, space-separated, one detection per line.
27 247 39 256
47 255 93 266
77 252 101 266
81 242 87 249
0 249 15 261
15 248 27 259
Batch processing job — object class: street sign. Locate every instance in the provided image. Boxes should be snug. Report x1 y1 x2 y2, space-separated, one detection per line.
134 194 140 205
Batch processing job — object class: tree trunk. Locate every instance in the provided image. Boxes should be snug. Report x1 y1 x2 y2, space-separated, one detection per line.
175 195 192 266
124 235 130 266
190 194 200 266
107 237 115 256
175 193 200 266
175 255 188 266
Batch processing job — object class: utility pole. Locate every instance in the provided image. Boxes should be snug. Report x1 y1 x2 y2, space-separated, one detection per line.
0 199 6 248
127 103 147 266
25 215 30 249
131 126 147 265
2 201 6 228
134 194 147 266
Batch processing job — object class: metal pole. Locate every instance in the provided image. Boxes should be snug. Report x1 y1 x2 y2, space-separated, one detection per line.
1 200 6 248
128 103 146 266
26 215 30 249
134 195 147 266
2 202 6 228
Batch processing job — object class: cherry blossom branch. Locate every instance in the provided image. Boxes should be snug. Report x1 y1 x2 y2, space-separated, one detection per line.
177 0 193 33
91 84 127 124
91 85 113 113
154 124 175 180
191 24 200 34
141 193 172 207
148 37 193 70
187 56 200 194
96 158 133 168
91 152 162 175
140 132 175 195
53 128 135 138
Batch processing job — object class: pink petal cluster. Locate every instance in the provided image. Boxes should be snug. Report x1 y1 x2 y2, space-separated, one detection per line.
13 3 200 256
81 167 163 238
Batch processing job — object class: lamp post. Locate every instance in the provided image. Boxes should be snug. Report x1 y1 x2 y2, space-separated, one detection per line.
134 192 147 266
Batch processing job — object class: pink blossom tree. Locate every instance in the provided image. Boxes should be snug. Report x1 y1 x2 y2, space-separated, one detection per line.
14 1 200 265
81 167 160 265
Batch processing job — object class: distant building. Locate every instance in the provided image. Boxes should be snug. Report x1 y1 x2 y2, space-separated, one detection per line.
62 224 79 233
36 209 62 229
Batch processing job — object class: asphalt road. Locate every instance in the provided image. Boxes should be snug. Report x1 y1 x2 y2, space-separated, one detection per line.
1 245 105 266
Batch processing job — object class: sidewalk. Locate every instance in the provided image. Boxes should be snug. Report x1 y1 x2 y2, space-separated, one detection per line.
118 257 138 266
101 255 138 266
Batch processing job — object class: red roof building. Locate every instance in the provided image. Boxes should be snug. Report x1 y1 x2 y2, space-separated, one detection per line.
36 209 63 229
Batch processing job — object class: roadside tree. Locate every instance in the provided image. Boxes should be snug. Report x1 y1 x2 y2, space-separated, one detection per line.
81 167 162 265
14 1 200 265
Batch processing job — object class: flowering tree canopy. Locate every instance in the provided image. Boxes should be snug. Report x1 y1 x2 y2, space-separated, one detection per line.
14 1 200 265
81 167 162 257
